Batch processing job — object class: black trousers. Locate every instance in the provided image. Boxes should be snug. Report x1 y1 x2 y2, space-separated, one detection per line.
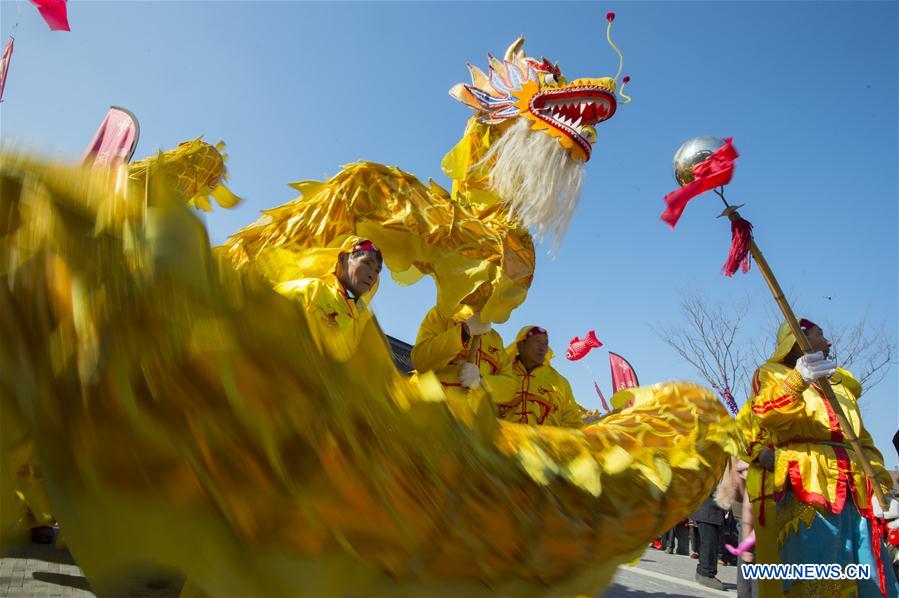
665 521 690 555
696 521 721 578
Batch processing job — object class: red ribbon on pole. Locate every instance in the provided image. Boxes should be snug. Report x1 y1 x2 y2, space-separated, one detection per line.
593 381 611 413
662 138 738 228
0 38 12 103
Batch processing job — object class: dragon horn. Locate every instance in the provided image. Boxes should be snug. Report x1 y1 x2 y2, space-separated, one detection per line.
504 36 525 62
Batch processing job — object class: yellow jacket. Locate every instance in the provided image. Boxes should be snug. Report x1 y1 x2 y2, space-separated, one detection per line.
411 307 516 402
499 327 583 427
275 273 374 362
743 362 891 514
500 360 582 427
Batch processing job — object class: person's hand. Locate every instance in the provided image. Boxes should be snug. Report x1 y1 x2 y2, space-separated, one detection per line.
795 351 837 383
757 447 775 472
872 497 899 520
459 362 481 389
464 312 492 336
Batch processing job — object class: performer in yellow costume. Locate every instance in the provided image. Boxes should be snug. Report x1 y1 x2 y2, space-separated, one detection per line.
501 326 582 427
740 318 898 597
266 237 383 361
1 19 741 597
411 307 516 405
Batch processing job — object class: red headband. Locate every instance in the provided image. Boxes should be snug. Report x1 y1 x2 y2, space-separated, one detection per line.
799 318 818 331
525 326 547 339
351 240 381 258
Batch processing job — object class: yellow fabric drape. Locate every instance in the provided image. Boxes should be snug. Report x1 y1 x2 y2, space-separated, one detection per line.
1 150 738 596
224 128 534 325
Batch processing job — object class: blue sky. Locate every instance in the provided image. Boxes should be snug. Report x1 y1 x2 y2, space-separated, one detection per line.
2 1 897 467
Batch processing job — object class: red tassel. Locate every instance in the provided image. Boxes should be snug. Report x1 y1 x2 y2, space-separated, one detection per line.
722 218 753 277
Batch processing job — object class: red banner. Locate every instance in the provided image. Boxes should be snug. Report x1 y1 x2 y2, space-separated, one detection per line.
81 107 140 168
609 352 639 393
0 38 12 103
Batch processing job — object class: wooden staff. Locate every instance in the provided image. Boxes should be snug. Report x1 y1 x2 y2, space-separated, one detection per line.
718 198 889 510
467 335 482 364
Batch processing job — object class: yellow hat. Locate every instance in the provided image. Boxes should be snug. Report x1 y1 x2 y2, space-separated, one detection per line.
506 325 553 364
254 234 381 304
768 318 820 363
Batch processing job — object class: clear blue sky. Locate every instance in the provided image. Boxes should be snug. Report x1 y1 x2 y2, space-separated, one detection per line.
2 1 896 467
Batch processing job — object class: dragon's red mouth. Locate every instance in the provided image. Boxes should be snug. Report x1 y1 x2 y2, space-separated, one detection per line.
529 87 617 160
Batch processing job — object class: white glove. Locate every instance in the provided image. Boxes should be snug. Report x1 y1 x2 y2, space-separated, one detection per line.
464 312 492 336
459 362 481 389
795 351 837 383
872 497 899 520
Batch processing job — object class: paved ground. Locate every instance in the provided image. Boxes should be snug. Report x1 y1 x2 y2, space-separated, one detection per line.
1 537 737 596
607 549 738 597
0 532 179 598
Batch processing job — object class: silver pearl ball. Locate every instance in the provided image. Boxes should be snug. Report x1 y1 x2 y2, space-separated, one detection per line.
673 136 726 186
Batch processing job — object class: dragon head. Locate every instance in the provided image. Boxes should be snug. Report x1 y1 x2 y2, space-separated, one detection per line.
449 33 629 163
446 16 630 244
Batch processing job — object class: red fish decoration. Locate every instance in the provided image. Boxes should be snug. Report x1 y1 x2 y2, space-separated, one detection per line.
30 0 70 32
566 330 602 361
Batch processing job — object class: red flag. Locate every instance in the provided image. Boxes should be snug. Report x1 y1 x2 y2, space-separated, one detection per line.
30 0 70 32
609 352 639 393
0 38 12 103
661 137 738 228
593 381 611 413
81 107 140 168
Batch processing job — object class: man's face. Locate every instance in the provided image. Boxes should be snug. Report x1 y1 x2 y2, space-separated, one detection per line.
805 325 832 358
519 332 549 369
342 250 382 297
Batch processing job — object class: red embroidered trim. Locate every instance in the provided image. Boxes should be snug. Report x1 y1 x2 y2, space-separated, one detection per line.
752 393 798 414
751 369 761 396
812 385 845 443
504 362 552 424
786 459 849 515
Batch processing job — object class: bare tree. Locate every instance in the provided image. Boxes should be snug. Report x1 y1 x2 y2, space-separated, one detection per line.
653 292 752 414
662 291 896 416
826 315 897 392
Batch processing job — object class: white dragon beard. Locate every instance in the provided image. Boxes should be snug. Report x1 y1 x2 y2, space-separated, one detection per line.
478 118 586 249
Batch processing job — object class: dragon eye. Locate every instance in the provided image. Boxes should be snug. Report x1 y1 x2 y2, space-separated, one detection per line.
544 73 557 86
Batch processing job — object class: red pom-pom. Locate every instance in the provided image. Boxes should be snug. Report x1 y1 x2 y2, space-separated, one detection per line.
606 12 616 21
622 75 631 83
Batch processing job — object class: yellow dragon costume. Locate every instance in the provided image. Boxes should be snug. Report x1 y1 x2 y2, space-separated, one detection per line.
1 19 739 596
